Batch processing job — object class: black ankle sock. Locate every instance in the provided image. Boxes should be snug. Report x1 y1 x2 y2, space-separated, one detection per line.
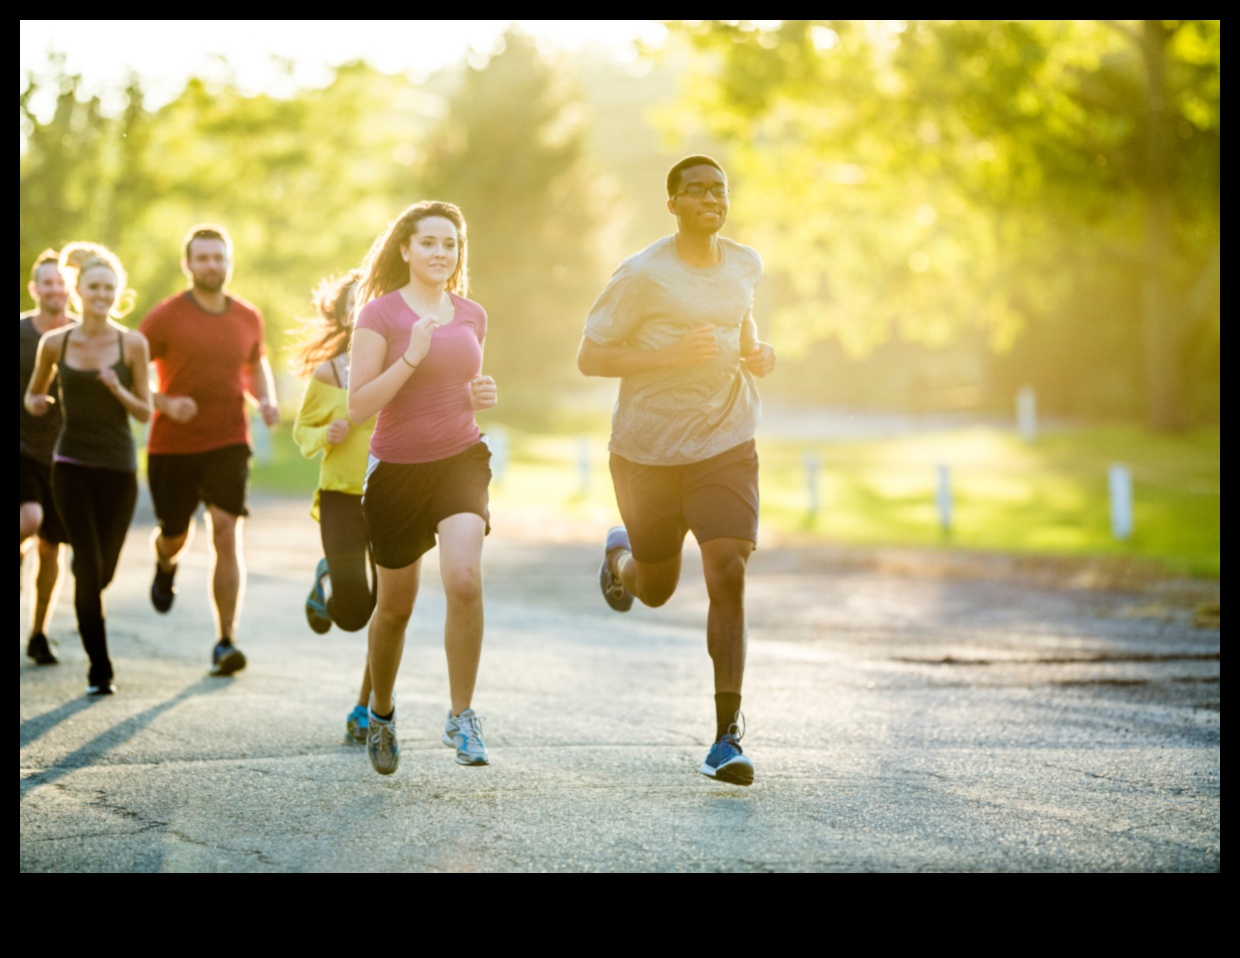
715 692 742 741
372 708 394 722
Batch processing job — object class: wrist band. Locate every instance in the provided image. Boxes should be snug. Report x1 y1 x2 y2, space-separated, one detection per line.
400 354 417 369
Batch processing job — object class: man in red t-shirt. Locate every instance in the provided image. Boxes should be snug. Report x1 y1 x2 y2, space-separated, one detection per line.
139 224 279 677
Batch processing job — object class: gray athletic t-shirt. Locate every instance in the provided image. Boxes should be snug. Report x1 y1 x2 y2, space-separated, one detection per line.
583 235 763 466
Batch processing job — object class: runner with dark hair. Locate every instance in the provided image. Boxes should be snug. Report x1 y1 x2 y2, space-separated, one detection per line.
20 248 74 667
139 224 279 677
577 155 776 786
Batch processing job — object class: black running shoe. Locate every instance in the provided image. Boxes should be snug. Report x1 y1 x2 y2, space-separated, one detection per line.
209 641 247 677
151 563 177 614
599 526 634 612
26 632 60 666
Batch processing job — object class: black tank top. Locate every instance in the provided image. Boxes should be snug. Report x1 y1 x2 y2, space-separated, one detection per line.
55 328 137 473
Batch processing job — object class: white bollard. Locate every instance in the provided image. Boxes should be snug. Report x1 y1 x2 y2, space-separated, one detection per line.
483 428 508 484
577 436 591 496
251 413 272 465
936 464 953 536
1109 463 1134 541
804 451 821 516
1017 386 1037 441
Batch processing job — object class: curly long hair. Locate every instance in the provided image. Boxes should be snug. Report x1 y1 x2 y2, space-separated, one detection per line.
356 201 469 306
292 269 362 378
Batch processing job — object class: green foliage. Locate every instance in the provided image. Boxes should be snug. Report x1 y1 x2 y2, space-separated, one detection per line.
416 30 612 426
660 20 1221 429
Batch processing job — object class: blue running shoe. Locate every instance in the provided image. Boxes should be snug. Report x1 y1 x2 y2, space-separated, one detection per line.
210 640 247 677
700 714 754 786
367 698 399 775
599 526 634 612
442 709 490 766
345 705 368 744
305 558 331 634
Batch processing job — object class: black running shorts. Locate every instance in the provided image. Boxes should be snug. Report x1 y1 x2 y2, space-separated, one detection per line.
19 453 69 545
363 441 492 570
147 444 251 538
609 439 759 564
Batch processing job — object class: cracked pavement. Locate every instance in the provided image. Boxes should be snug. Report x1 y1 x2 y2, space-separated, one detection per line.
20 491 1220 872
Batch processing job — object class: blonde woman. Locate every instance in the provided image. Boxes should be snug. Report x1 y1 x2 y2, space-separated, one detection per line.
24 243 151 695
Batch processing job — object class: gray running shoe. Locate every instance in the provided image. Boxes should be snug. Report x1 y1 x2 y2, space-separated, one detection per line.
367 699 400 775
442 709 490 766
599 526 634 612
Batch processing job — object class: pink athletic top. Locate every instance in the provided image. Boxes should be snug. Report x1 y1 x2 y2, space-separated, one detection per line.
355 290 487 465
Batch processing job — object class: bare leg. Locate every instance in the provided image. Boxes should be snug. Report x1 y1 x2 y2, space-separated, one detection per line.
356 657 373 709
153 523 193 572
205 506 242 641
368 560 421 716
438 514 487 714
616 550 683 609
20 502 42 572
31 538 63 637
700 538 753 694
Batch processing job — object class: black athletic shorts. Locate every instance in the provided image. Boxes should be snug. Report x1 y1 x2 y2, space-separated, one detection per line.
362 441 492 570
19 452 69 545
609 439 759 564
148 444 251 538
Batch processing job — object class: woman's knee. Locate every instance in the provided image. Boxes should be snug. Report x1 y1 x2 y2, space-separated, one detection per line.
443 567 483 608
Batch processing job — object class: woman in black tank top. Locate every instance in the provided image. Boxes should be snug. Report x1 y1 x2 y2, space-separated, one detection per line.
24 245 151 696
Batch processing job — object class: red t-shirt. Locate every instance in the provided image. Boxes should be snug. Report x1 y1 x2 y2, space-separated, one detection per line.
140 291 266 455
355 290 487 465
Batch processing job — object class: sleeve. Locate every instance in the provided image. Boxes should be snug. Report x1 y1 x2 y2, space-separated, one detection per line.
475 303 488 346
355 298 387 337
582 263 644 346
292 378 334 459
138 305 165 360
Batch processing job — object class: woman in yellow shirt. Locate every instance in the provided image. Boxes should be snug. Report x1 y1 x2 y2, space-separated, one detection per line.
291 270 377 743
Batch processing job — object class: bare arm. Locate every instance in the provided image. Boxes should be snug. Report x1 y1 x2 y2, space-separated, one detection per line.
347 314 442 424
23 331 64 416
246 355 280 427
740 310 776 378
576 326 720 378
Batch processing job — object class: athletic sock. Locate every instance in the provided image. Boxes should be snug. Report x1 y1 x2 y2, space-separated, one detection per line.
372 708 394 723
715 692 742 742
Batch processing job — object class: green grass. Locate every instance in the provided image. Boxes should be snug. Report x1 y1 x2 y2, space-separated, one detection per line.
249 420 1220 579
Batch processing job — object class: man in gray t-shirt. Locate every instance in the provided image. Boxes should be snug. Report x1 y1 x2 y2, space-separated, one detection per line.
578 155 776 787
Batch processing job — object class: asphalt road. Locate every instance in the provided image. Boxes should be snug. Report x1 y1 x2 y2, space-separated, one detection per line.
20 492 1220 872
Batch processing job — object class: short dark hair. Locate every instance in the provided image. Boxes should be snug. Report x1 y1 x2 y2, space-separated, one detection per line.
30 248 60 283
183 223 233 261
667 155 726 197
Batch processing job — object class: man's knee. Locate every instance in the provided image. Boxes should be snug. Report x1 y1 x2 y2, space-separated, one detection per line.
702 541 752 601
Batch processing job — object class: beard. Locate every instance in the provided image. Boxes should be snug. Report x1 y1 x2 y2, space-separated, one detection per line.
192 273 226 294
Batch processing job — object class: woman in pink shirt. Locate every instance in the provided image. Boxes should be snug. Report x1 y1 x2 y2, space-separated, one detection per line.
347 201 497 777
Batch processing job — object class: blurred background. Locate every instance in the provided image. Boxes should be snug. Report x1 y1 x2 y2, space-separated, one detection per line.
19 20 1220 577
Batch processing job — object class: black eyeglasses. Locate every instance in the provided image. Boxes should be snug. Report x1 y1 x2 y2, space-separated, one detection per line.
672 185 730 200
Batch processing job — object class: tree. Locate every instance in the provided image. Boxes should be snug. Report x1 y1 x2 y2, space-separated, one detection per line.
417 29 612 424
660 20 1220 429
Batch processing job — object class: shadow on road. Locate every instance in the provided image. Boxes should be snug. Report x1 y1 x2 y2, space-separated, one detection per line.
20 677 232 805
